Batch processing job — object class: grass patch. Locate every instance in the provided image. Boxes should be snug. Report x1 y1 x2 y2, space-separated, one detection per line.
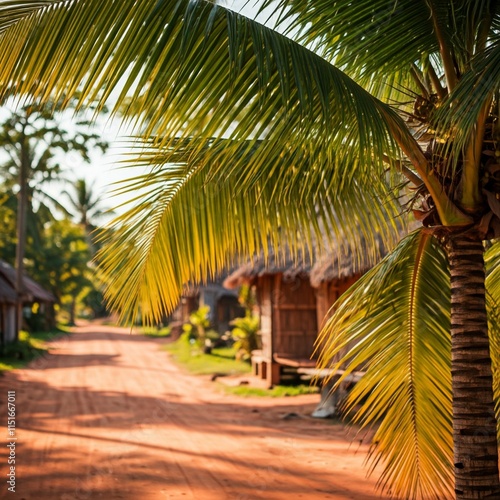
141 326 171 338
164 337 251 376
223 384 320 398
0 328 69 372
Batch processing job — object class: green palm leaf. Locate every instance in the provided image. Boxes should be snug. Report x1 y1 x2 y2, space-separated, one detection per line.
100 136 403 323
0 1 470 228
486 240 500 299
316 229 453 499
262 0 436 72
0 0 409 180
432 41 500 150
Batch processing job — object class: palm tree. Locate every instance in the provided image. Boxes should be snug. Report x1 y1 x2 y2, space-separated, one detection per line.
0 98 107 338
64 178 107 228
63 178 112 254
1 1 499 498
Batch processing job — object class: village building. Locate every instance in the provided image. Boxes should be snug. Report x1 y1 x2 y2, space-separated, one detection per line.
169 275 245 338
0 260 56 344
223 238 387 388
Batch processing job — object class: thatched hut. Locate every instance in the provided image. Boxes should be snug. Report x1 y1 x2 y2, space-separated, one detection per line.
169 273 245 338
0 273 17 344
168 287 200 337
0 260 56 343
224 238 385 386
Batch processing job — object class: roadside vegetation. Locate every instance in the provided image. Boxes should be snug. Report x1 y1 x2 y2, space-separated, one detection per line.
140 326 171 338
0 327 70 371
165 337 320 398
164 333 251 376
223 384 319 398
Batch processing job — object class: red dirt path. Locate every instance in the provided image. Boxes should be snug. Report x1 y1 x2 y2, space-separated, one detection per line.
0 324 387 500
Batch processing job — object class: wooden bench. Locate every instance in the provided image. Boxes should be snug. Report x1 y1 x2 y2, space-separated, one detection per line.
251 350 364 415
273 354 317 369
271 354 319 385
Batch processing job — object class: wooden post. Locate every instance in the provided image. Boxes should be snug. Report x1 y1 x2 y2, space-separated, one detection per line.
268 362 281 388
267 274 282 386
258 276 275 386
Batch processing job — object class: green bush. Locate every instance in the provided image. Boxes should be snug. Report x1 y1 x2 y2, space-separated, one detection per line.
141 325 171 337
224 384 319 398
183 305 218 353
0 328 68 371
231 314 260 360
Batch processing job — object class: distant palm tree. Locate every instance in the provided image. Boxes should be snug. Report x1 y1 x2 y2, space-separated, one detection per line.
63 178 111 253
1 1 500 498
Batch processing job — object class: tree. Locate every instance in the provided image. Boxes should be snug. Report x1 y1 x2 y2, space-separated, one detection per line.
64 178 107 228
35 218 94 325
1 1 499 498
0 193 17 262
0 97 107 338
0 197 104 324
63 177 112 255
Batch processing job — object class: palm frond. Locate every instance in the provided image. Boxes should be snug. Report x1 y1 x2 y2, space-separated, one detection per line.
0 1 59 33
265 1 498 80
316 229 453 499
99 136 404 324
2 1 473 223
486 239 500 290
263 0 435 72
433 39 500 155
0 0 408 176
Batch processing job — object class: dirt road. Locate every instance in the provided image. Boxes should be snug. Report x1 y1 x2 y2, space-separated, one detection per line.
0 324 385 500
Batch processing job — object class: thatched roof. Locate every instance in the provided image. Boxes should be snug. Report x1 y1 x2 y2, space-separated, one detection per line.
224 234 388 290
0 261 56 303
182 266 243 298
309 236 386 287
223 246 313 289
0 274 17 303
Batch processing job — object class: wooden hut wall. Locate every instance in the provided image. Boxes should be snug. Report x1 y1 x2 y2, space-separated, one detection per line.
256 275 273 365
1 303 16 344
315 284 331 333
315 275 362 362
215 295 245 334
316 275 361 328
271 274 318 359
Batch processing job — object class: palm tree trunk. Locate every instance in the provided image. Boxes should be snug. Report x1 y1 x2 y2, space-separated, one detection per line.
15 136 29 341
448 234 500 499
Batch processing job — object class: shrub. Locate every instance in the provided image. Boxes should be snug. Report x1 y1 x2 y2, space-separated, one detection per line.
231 314 260 360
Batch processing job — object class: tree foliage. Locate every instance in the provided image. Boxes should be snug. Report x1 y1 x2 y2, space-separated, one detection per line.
0 97 107 225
